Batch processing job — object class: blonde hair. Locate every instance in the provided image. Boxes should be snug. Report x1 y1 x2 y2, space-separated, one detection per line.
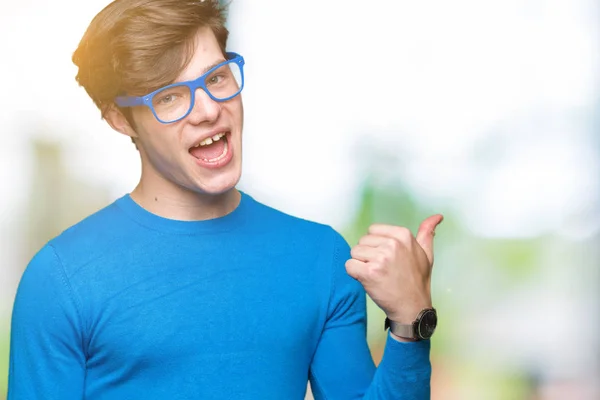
72 0 229 118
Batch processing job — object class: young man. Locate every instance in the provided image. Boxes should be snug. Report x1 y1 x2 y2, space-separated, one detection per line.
8 0 443 398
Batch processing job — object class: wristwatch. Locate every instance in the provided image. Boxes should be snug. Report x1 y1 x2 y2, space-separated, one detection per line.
384 308 437 341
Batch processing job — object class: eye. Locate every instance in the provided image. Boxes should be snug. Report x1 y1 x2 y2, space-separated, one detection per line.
207 74 225 85
158 95 174 104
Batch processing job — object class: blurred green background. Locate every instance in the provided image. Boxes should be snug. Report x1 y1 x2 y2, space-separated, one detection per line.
1 0 598 399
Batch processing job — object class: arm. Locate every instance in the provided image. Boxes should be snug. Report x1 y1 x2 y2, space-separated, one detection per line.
308 231 431 399
8 244 86 399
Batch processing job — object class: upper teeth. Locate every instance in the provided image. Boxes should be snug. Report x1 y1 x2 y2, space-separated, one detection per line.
195 132 226 147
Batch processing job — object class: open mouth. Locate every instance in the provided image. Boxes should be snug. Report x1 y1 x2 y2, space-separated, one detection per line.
189 132 230 163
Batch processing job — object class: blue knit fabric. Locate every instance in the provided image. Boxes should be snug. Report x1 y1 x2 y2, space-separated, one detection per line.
9 191 431 399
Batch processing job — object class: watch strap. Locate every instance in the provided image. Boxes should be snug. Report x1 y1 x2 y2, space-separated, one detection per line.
384 317 416 340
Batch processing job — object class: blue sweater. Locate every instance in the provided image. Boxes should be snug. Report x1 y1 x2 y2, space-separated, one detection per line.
8 191 431 399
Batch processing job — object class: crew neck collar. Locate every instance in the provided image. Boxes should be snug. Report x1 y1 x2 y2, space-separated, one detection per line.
115 190 251 234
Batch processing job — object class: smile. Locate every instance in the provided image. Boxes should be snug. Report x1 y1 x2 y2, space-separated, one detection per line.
189 132 233 168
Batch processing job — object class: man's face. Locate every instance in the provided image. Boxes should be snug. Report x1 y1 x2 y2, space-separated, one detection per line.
127 27 244 196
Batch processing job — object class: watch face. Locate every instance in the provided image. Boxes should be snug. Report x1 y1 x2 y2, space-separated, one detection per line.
417 309 437 339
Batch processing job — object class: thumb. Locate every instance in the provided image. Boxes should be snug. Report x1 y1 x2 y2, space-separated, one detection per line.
416 214 444 263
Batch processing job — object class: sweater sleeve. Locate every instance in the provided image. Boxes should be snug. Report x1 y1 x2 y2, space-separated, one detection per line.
308 229 431 399
8 244 86 399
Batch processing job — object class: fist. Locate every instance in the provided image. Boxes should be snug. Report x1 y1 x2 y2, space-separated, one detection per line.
345 214 443 325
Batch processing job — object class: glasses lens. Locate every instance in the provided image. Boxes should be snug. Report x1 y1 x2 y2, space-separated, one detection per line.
204 61 243 101
151 85 192 123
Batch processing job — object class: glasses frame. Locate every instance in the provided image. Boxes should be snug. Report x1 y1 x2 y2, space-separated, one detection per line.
114 52 245 124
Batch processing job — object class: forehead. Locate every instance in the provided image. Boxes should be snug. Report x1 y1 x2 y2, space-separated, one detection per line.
177 27 226 83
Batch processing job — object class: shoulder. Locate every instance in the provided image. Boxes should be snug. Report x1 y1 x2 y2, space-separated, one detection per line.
243 191 351 252
33 196 132 273
51 196 126 242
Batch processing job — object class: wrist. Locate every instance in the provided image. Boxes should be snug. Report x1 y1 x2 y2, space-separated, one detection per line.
389 331 418 343
385 307 437 341
387 301 432 325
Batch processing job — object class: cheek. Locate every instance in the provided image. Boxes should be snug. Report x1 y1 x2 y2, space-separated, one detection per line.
225 97 244 125
237 96 244 115
131 106 156 128
137 120 184 161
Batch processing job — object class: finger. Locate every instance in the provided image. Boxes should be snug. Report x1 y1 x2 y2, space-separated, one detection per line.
345 258 367 282
358 234 395 248
415 214 444 263
350 244 380 263
367 224 413 242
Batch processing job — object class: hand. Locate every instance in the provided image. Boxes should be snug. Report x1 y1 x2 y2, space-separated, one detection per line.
345 215 443 325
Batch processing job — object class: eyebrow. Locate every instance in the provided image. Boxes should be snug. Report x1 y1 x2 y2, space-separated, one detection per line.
177 58 226 83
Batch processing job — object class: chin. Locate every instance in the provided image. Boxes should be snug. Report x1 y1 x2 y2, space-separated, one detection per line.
194 168 242 196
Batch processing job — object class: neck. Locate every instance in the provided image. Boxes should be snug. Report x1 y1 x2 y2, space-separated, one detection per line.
130 180 241 222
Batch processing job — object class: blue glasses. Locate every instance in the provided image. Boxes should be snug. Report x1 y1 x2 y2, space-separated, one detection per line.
115 52 245 124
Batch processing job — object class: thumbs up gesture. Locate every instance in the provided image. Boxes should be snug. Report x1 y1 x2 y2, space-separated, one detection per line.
345 215 443 333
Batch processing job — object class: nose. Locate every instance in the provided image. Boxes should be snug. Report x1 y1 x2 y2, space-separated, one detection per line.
187 88 221 124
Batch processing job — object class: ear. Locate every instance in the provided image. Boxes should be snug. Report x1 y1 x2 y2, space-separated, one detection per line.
104 104 139 140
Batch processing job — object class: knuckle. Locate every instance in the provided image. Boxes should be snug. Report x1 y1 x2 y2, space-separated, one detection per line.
375 253 389 266
368 223 381 233
387 237 401 251
395 226 412 239
366 264 383 280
